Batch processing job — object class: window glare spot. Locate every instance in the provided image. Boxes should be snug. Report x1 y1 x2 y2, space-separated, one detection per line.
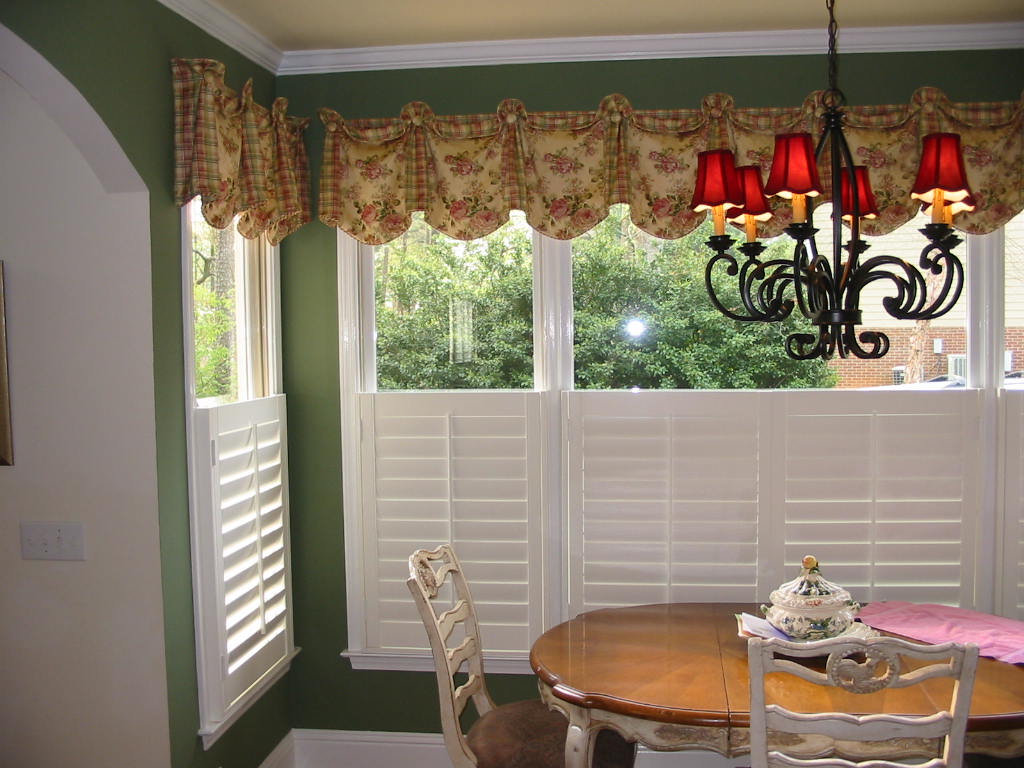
625 319 646 338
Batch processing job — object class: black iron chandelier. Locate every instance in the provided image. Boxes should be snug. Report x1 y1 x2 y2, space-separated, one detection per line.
691 0 974 361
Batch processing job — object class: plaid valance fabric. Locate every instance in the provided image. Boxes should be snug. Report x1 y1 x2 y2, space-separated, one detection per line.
172 58 311 245
319 88 1023 245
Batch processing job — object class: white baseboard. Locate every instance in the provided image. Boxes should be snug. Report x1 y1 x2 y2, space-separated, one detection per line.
273 728 750 768
259 730 295 768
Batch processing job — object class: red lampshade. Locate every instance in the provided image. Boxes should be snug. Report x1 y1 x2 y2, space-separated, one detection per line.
727 165 773 223
911 132 972 204
763 133 822 199
690 149 743 212
840 166 879 220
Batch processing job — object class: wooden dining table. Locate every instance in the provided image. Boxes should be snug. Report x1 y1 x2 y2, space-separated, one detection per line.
529 602 1024 768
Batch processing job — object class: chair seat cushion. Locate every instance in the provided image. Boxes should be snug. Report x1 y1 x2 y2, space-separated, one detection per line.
466 698 635 768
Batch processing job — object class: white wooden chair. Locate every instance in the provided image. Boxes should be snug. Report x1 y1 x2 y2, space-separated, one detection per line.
747 635 980 768
408 545 636 768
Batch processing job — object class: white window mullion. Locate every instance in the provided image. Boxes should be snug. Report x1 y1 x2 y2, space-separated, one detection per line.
339 231 374 652
533 232 572 627
968 229 1004 613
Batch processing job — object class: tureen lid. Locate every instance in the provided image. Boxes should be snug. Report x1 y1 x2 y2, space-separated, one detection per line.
768 555 852 610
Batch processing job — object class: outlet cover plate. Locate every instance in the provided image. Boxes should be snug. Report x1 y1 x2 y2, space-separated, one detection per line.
20 521 86 560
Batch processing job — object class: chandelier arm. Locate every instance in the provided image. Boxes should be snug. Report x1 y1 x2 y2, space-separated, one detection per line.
804 254 835 320
846 255 923 316
834 122 863 291
786 328 829 360
851 248 965 321
704 250 757 322
704 244 798 322
753 264 798 321
843 327 891 359
789 231 819 319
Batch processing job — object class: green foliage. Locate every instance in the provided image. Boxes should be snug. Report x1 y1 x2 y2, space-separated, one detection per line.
376 218 534 389
572 207 837 390
193 282 237 400
374 209 837 391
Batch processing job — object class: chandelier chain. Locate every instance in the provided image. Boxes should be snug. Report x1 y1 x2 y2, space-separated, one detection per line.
825 0 843 106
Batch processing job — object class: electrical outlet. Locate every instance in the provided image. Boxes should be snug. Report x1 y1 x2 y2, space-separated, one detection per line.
20 521 86 560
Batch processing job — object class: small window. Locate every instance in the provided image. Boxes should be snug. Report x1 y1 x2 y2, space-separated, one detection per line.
189 202 271 403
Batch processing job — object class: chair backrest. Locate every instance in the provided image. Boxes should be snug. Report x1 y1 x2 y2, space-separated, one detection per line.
408 545 496 768
747 635 979 768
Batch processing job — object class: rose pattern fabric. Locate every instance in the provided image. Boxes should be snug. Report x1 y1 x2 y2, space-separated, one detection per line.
172 58 311 244
319 88 1022 245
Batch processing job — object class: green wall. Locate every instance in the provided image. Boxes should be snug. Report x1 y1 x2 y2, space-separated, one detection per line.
276 49 1024 731
0 2 290 767
2 0 1023 762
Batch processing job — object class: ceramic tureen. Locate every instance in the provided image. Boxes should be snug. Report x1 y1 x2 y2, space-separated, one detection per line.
761 555 860 640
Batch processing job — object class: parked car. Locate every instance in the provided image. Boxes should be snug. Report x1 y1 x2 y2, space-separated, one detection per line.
869 374 965 390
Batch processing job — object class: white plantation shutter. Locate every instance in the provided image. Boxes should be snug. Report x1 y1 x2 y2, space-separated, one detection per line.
1002 390 1024 619
359 391 544 656
191 394 295 732
567 391 765 615
774 390 980 607
567 389 981 617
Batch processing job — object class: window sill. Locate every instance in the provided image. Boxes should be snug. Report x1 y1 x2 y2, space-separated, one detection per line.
342 648 533 675
199 647 301 750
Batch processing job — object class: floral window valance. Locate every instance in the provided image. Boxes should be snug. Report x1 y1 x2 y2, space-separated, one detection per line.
172 58 311 245
319 88 1023 245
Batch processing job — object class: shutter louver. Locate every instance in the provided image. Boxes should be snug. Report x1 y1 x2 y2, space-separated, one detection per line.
192 394 294 717
361 392 542 655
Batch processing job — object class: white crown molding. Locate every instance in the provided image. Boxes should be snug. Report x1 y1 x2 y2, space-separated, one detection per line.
155 0 282 73
154 1 1023 76
277 22 1024 75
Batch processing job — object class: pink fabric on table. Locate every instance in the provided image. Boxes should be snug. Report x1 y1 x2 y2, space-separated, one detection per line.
857 601 1024 664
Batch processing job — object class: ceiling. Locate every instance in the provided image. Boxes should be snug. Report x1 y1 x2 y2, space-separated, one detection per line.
158 0 1024 73
200 0 1023 51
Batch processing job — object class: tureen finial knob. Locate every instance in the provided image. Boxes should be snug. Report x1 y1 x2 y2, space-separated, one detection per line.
802 554 819 570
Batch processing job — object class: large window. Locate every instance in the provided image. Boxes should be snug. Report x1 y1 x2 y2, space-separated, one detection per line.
338 207 1023 672
183 200 297 745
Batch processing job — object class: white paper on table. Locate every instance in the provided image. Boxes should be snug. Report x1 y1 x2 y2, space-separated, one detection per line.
737 612 790 640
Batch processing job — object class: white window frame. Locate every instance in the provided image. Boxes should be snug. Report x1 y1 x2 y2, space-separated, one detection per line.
337 217 1021 672
182 205 298 747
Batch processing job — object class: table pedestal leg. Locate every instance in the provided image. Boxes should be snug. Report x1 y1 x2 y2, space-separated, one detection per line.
564 706 596 768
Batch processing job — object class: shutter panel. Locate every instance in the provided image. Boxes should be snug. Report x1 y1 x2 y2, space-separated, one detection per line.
1003 390 1024 619
192 394 294 717
568 390 981 618
567 391 764 615
776 390 979 607
361 391 543 654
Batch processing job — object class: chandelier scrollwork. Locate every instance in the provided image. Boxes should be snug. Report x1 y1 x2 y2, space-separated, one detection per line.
692 0 973 361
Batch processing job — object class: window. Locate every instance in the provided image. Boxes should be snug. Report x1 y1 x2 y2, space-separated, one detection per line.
183 200 297 746
571 206 834 390
339 208 1023 672
374 212 534 390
